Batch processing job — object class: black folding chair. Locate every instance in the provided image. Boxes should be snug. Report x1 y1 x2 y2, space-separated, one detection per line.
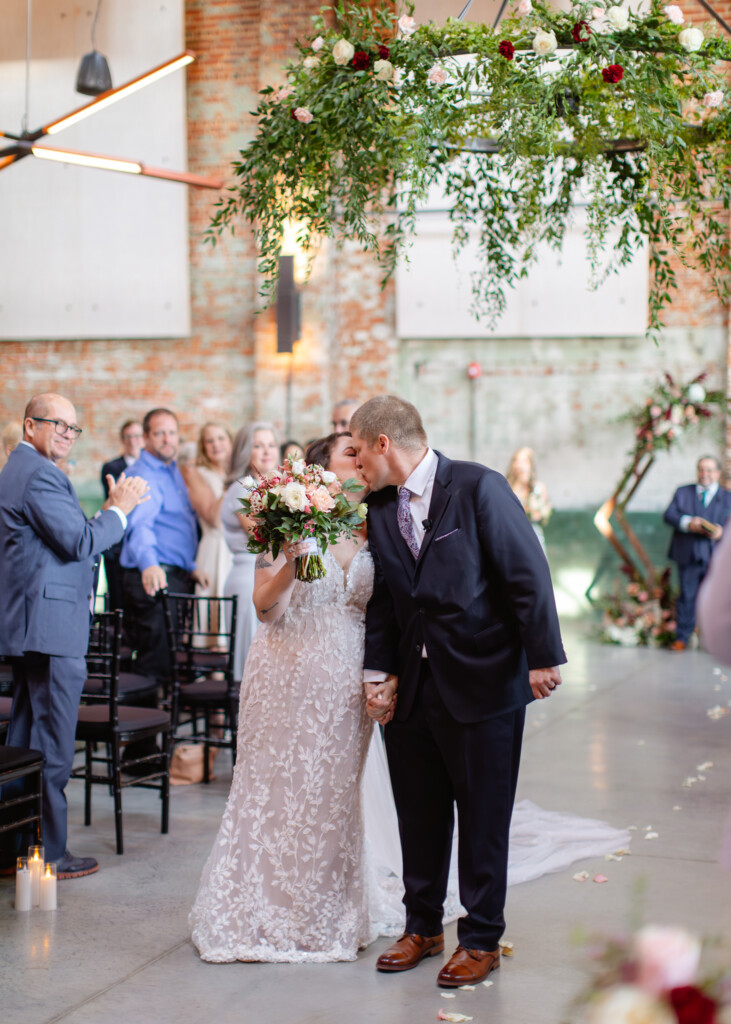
162 592 238 783
72 610 171 854
0 746 43 849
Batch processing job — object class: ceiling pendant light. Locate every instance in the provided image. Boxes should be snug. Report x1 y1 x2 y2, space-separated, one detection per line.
76 0 112 97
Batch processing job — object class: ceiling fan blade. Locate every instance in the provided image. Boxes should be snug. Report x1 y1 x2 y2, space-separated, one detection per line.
31 51 196 140
30 143 222 189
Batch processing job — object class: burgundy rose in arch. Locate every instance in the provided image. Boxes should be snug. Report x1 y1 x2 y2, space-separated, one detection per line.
602 63 624 83
377 44 391 60
669 986 718 1024
572 20 592 42
498 40 515 59
352 50 371 70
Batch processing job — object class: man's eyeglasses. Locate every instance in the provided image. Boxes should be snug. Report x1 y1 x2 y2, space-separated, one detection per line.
31 417 83 438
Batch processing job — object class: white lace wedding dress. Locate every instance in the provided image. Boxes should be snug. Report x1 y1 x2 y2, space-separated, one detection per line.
190 544 377 963
190 543 630 962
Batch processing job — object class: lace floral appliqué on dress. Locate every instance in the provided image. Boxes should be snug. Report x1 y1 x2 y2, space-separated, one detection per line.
190 544 375 963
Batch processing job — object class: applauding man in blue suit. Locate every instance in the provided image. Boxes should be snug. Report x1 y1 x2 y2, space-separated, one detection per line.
664 455 731 651
0 393 148 877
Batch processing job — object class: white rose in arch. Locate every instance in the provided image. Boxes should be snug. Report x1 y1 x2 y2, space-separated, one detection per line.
703 90 723 107
311 35 324 52
303 55 320 72
427 64 448 85
532 29 558 55
293 107 314 123
679 26 704 50
606 6 630 30
517 0 533 14
282 481 308 513
374 58 395 82
663 4 684 24
398 14 417 35
332 38 355 65
687 382 707 402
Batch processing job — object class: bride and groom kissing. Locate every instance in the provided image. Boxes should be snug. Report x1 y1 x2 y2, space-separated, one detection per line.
190 394 565 986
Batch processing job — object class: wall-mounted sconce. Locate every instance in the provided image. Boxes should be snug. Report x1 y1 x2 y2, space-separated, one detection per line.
276 255 301 353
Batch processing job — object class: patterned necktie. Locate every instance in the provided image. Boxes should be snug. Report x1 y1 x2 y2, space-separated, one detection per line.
397 486 420 559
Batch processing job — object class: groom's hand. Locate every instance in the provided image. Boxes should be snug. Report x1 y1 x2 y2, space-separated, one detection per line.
365 675 398 724
529 666 562 699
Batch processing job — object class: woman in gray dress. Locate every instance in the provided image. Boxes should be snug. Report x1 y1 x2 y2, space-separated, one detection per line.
221 421 279 680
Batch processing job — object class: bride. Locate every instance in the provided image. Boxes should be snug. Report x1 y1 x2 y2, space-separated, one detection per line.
190 432 376 962
190 432 629 962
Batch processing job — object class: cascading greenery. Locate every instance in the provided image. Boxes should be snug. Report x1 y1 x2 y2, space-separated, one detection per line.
208 0 731 337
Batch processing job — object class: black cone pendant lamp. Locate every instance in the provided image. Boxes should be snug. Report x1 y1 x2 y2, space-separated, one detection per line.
76 1 112 96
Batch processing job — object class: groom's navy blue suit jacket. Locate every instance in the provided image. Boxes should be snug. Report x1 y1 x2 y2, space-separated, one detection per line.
364 451 566 724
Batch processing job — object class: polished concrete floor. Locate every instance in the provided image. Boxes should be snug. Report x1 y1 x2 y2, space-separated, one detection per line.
2 624 730 1024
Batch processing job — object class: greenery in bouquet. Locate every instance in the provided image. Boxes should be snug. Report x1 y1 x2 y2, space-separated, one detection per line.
208 0 731 337
600 567 676 648
569 923 730 1024
626 373 726 464
238 458 367 582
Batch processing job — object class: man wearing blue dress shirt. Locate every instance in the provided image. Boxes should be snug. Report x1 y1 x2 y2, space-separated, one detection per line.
121 408 208 681
664 455 731 651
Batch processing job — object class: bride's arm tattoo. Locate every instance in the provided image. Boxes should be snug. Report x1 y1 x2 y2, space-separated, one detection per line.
256 553 273 569
260 601 279 615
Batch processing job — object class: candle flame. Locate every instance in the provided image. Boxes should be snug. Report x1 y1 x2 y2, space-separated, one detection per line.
44 865 52 877
32 852 40 861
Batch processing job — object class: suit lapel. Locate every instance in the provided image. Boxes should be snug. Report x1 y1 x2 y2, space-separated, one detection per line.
381 488 417 577
416 452 452 567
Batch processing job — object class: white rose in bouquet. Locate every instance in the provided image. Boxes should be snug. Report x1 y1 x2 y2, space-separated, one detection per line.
332 38 355 65
374 59 395 82
303 55 320 72
679 26 704 51
282 481 308 512
606 6 630 29
587 985 676 1024
311 35 324 52
532 29 558 55
321 470 338 484
687 382 706 402
291 459 306 476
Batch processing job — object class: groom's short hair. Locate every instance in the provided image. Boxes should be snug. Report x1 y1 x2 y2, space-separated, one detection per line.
350 396 427 452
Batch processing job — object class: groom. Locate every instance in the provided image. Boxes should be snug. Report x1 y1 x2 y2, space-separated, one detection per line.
350 395 566 988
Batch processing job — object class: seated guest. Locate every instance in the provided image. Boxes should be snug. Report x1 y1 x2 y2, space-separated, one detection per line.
281 438 305 464
506 447 552 554
120 408 210 682
100 420 144 610
664 455 731 651
331 398 359 433
180 423 234 645
221 422 279 680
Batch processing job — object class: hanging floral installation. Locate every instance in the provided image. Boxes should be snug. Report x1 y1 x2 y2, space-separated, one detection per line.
597 372 726 647
208 0 731 336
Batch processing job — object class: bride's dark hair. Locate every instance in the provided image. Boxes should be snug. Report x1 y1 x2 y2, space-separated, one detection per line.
305 431 350 470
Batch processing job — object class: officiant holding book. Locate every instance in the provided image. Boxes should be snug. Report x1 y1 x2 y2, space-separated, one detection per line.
664 455 731 651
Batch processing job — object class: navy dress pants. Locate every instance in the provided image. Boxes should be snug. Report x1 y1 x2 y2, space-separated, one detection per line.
676 562 708 643
385 661 525 952
8 653 86 862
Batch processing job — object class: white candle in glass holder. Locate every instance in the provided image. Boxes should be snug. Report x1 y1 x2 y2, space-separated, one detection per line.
15 857 31 911
28 846 44 907
39 863 57 911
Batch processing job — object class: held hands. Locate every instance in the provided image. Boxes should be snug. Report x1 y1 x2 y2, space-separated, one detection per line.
104 473 150 516
365 675 398 724
529 666 562 700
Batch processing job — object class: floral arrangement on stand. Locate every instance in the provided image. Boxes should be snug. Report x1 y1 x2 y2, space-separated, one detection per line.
572 924 730 1024
208 0 731 336
239 458 367 581
598 372 725 647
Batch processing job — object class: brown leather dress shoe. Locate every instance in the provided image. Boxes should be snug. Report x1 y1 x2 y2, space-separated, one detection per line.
670 640 687 651
437 945 501 987
376 932 445 972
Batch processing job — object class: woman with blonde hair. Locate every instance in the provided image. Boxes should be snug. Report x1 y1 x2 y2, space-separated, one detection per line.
220 421 280 680
506 446 552 552
180 422 234 643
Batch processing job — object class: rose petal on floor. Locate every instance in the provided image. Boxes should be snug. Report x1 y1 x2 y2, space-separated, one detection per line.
440 993 456 1000
573 871 590 882
613 848 631 856
459 985 476 991
645 832 659 840
697 761 714 771
593 874 609 883
482 980 494 988
437 1011 473 1022
707 705 730 719
673 805 682 811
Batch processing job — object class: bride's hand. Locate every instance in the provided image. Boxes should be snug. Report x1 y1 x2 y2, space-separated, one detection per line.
365 675 398 723
283 540 313 563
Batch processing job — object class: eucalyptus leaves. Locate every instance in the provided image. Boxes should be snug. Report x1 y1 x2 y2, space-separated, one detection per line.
208 0 731 337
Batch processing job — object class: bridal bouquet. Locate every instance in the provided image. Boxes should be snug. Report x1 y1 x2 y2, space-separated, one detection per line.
239 458 367 582
572 924 729 1024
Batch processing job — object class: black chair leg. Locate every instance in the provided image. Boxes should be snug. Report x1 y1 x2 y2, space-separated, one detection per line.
202 711 211 785
112 738 123 855
84 742 93 826
161 731 170 835
34 770 44 846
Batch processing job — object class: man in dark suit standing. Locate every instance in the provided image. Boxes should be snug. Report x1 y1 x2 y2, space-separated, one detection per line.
100 420 144 611
0 393 148 877
664 455 731 651
350 395 565 988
